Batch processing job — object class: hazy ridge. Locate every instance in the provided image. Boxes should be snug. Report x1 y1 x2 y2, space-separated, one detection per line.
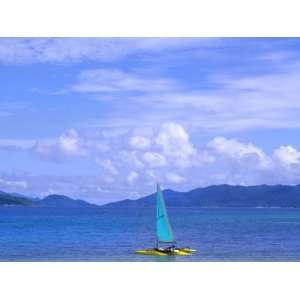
2 184 300 208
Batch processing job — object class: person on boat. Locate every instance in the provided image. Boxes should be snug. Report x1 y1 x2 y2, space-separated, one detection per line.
166 245 176 253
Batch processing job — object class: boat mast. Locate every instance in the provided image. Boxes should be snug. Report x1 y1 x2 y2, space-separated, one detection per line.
156 183 159 249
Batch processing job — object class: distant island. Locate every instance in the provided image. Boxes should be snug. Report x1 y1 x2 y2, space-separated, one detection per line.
0 191 98 208
2 184 300 208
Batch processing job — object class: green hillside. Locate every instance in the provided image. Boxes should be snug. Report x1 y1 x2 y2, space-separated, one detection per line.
0 192 32 206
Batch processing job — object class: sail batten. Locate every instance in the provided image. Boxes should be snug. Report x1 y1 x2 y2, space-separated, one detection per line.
156 183 175 244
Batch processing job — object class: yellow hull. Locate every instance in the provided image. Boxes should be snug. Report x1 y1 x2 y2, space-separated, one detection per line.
135 248 196 256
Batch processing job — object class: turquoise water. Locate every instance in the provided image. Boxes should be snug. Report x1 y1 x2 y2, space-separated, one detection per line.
1 207 300 261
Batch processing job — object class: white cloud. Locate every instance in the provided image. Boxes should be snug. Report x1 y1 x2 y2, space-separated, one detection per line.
71 69 180 94
84 61 300 134
142 152 167 168
0 38 219 64
121 151 145 169
273 145 300 167
156 122 197 168
129 136 151 150
127 171 139 184
0 38 126 64
58 129 84 155
166 172 186 184
34 129 87 160
4 122 300 202
4 39 300 201
0 128 110 164
97 159 119 175
0 177 28 189
209 136 270 168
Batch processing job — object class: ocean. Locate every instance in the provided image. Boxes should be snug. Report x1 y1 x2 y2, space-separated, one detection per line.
1 206 300 261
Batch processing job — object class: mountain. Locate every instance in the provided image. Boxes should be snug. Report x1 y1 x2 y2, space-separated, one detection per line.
2 184 300 208
9 192 40 201
104 184 300 208
36 194 99 208
0 191 33 206
0 191 99 208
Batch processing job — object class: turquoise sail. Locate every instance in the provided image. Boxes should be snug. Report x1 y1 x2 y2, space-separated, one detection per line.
156 183 175 244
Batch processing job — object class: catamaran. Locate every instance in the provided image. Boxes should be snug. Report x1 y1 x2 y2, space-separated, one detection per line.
135 183 196 256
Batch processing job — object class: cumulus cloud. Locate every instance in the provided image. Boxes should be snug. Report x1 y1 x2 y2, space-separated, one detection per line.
166 172 186 184
209 136 271 169
127 171 139 184
0 128 110 164
155 122 196 167
129 136 151 150
3 122 300 202
273 145 300 167
97 159 119 175
142 152 167 168
33 129 87 160
121 151 145 169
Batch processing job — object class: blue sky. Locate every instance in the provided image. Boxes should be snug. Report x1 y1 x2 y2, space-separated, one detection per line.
1 38 300 203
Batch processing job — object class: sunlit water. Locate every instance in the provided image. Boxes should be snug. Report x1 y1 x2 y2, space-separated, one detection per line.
1 207 300 261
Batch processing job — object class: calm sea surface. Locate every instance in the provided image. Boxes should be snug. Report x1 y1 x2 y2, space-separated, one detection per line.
1 207 300 261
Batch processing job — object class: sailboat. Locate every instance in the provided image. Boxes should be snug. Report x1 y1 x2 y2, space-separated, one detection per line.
135 183 196 256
